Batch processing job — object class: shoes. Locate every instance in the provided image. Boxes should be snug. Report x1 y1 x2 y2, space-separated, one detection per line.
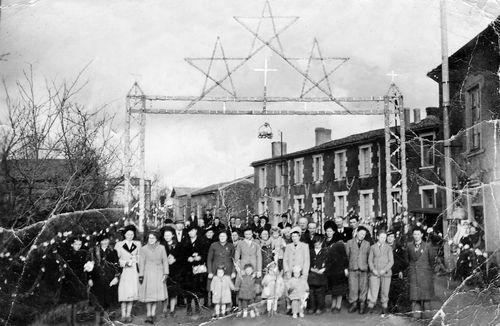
292 314 298 319
242 310 248 318
359 302 366 315
348 303 357 313
299 313 305 318
249 310 256 318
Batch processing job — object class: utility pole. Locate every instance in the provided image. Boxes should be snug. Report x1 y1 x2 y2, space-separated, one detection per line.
441 0 454 226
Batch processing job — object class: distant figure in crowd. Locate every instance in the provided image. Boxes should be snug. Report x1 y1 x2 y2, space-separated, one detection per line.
349 215 373 244
332 216 353 243
174 219 188 244
278 213 292 229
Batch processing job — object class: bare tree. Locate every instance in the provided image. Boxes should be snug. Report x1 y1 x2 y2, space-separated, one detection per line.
0 65 122 228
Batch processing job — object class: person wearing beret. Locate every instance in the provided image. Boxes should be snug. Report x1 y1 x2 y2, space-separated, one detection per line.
88 232 120 325
114 225 141 323
345 226 371 314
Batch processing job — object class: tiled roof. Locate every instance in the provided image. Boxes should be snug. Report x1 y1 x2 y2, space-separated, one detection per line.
251 116 441 166
191 175 254 196
170 187 199 198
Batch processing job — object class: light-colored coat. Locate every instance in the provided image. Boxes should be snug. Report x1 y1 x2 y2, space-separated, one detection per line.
210 275 234 304
345 238 370 271
234 239 262 274
283 242 310 277
368 242 394 277
115 240 141 302
138 244 169 302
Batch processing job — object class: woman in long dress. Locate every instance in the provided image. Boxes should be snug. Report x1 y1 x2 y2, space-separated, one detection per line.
139 230 169 324
114 225 141 323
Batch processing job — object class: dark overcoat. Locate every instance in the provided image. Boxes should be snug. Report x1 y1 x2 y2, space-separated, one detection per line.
407 241 436 301
89 246 120 309
207 241 235 275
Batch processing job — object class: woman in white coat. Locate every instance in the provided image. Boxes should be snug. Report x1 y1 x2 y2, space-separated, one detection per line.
115 225 141 323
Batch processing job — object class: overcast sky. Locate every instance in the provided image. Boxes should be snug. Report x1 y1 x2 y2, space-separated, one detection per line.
1 0 499 188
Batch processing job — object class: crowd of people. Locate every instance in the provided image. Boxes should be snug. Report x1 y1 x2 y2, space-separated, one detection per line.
58 211 487 325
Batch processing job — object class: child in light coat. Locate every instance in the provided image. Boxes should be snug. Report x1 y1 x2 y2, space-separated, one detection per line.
270 227 287 271
261 261 285 316
210 266 235 318
286 265 309 318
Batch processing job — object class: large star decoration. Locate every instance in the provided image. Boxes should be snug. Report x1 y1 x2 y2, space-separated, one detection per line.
291 38 349 98
185 37 241 98
234 0 299 58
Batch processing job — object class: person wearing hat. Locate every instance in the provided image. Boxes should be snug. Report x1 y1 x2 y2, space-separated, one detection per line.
139 230 169 324
114 225 141 323
345 226 371 314
406 227 436 320
88 232 120 325
184 224 209 315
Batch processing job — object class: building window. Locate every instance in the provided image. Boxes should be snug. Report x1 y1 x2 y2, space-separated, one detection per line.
420 132 435 168
259 166 266 189
294 195 304 212
391 189 402 215
312 154 324 182
358 145 372 176
334 150 347 180
294 158 304 184
312 193 324 212
358 189 373 219
275 163 284 187
419 185 437 209
467 86 482 151
334 191 348 217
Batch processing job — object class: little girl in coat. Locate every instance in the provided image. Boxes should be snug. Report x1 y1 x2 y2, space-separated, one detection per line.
286 265 309 318
210 265 235 318
261 261 285 316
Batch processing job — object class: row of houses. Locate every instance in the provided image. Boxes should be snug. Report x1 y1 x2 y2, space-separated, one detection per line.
169 18 499 252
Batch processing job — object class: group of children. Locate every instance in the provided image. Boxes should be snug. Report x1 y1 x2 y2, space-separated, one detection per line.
209 261 308 319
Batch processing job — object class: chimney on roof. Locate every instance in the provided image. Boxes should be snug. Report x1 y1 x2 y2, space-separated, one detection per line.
271 141 287 158
404 108 411 128
315 128 332 146
425 107 442 120
414 108 421 123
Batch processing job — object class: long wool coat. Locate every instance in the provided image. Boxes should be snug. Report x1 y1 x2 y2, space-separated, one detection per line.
138 244 169 302
115 240 141 302
210 275 234 304
60 248 89 304
407 241 436 301
89 246 120 309
163 240 185 298
207 241 235 275
234 240 262 274
235 274 256 300
308 247 328 286
325 241 349 296
283 242 310 277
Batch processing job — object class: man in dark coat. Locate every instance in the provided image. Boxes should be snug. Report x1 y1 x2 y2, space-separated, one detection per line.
184 225 209 314
174 218 189 245
332 216 353 243
387 229 409 313
229 216 245 237
301 222 320 250
406 227 436 319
